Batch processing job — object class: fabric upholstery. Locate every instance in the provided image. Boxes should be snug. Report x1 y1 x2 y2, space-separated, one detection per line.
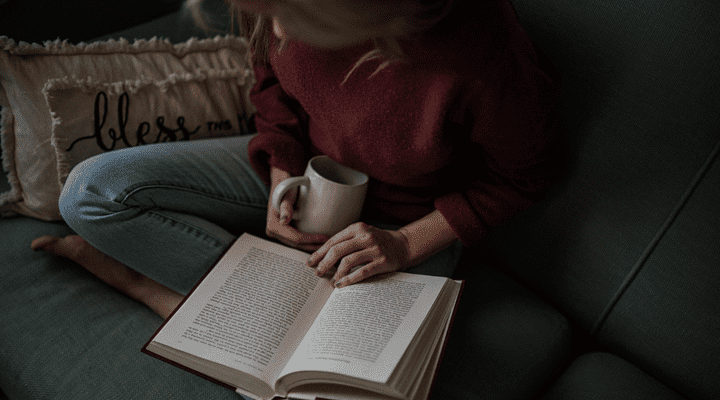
0 202 239 399
433 262 571 399
596 147 720 400
89 0 233 44
478 0 720 330
476 1 720 398
0 0 185 43
544 352 685 400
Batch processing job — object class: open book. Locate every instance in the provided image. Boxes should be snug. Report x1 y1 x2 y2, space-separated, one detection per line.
143 233 463 400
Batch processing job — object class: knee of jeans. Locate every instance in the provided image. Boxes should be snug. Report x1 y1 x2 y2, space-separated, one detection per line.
58 156 122 229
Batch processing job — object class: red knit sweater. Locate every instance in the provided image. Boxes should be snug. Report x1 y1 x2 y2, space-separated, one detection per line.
247 0 563 246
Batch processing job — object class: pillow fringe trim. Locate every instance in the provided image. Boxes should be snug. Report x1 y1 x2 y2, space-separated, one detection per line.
0 35 250 58
42 68 254 96
49 113 72 186
0 107 22 217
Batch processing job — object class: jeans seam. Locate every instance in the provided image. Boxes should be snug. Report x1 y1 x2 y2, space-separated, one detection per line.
144 208 227 249
116 182 268 211
113 182 267 248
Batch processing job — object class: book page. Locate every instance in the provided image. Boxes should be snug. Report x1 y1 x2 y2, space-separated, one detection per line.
391 280 462 399
277 272 446 395
287 293 455 400
150 234 333 392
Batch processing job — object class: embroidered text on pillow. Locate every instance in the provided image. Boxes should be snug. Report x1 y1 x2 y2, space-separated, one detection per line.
66 91 202 152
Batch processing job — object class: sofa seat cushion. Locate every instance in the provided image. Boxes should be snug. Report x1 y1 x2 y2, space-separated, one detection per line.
0 211 244 399
433 263 571 400
0 172 242 398
544 352 685 400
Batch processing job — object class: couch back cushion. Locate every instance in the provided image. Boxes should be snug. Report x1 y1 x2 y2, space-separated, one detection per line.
0 0 184 43
481 0 720 398
596 149 720 400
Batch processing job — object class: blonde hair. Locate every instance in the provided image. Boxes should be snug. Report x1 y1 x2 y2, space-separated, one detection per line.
186 0 453 82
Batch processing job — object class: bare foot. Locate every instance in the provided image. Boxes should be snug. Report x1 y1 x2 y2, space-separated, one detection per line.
32 235 183 319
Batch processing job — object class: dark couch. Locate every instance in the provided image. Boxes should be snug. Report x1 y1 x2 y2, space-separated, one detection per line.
1 0 719 399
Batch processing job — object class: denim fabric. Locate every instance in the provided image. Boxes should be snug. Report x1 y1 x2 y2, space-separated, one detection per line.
59 135 271 295
59 134 462 295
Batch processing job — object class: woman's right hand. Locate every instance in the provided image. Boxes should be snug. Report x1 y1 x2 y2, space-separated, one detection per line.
266 167 329 252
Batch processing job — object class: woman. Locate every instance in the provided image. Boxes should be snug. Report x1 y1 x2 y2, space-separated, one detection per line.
32 0 562 319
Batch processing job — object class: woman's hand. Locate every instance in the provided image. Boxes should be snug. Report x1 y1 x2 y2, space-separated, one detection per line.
266 167 329 252
307 222 412 288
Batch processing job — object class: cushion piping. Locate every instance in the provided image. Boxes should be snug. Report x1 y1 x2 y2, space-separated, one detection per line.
591 133 720 336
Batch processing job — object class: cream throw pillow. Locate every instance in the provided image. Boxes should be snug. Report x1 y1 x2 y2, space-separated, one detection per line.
0 35 255 220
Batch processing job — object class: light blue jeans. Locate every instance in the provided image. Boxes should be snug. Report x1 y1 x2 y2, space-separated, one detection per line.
60 134 462 296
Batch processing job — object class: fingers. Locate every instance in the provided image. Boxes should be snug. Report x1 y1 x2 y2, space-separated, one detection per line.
279 198 294 224
269 226 328 252
266 183 328 251
266 198 328 252
278 188 296 224
266 213 328 251
31 235 61 252
335 261 387 288
307 223 407 287
307 227 356 273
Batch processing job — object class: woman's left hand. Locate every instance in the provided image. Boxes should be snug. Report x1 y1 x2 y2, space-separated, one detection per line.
307 222 411 288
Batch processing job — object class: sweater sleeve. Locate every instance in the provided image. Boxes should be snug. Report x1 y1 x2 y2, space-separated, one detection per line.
434 46 564 247
247 62 309 185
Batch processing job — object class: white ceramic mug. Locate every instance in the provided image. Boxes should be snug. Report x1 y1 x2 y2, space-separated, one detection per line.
271 156 369 237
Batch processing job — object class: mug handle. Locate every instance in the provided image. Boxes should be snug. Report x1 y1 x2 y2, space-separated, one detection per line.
271 176 310 220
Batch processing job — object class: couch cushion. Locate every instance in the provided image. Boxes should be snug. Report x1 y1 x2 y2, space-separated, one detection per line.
479 1 720 397
544 352 685 400
595 143 720 400
0 0 185 43
481 0 720 329
89 0 234 44
433 263 571 400
0 209 244 399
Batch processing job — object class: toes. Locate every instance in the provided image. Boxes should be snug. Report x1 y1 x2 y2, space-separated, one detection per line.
31 235 87 260
31 235 61 252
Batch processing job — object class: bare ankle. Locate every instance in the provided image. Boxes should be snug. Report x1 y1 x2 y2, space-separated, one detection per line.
32 234 183 319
